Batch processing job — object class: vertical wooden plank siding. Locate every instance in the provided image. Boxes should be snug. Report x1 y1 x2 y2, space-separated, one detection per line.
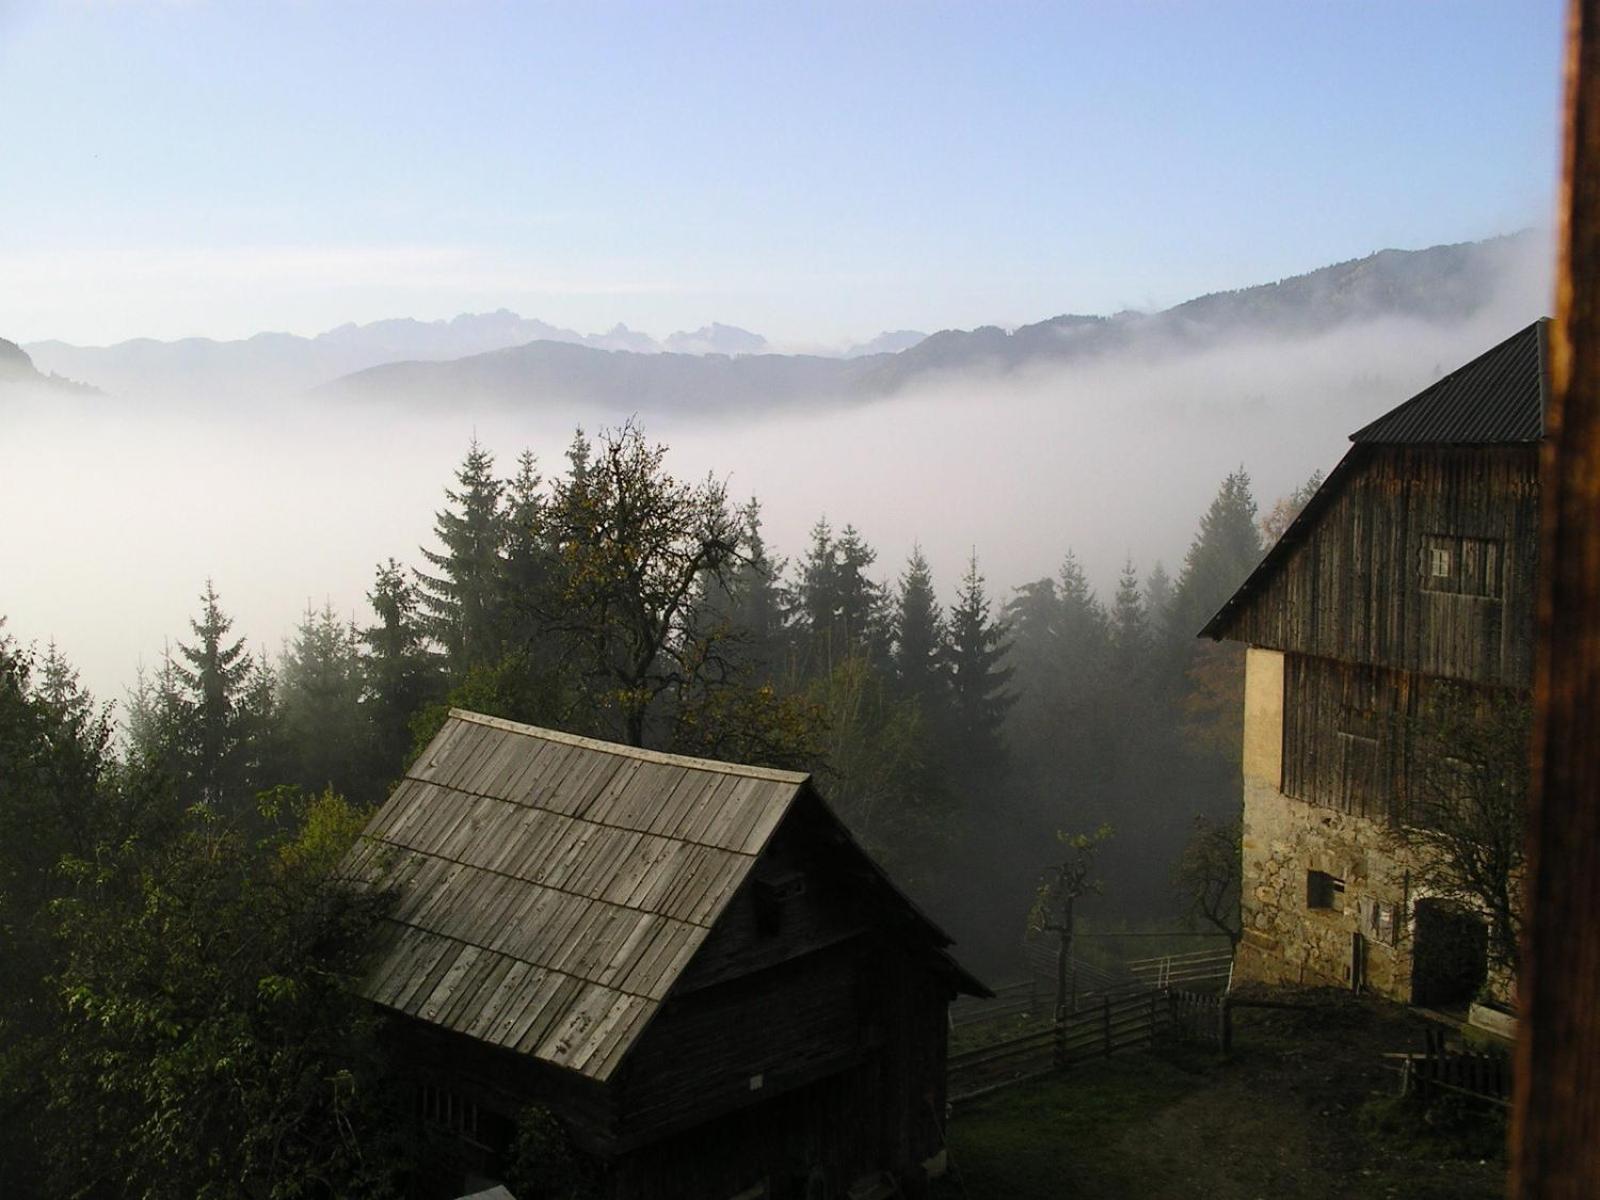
1228 446 1539 687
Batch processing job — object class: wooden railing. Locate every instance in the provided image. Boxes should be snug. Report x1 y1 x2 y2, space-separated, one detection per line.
948 987 1229 1102
1391 1028 1512 1108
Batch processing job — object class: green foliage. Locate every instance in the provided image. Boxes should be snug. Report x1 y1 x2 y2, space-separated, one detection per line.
147 581 277 815
793 517 887 674
280 602 375 801
46 788 404 1200
535 420 743 747
361 558 444 781
891 544 947 705
808 653 952 890
416 438 509 676
1028 824 1113 937
945 552 1014 776
502 1106 603 1200
1167 469 1262 659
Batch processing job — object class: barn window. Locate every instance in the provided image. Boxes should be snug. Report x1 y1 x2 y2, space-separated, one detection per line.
1307 870 1344 911
1421 534 1503 598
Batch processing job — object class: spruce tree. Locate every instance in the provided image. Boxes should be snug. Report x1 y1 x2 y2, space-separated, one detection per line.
834 524 887 661
891 545 946 705
169 581 257 811
1143 560 1174 647
1110 559 1149 686
1167 469 1262 651
415 439 507 677
709 499 788 680
280 602 369 800
360 559 440 779
946 552 1014 772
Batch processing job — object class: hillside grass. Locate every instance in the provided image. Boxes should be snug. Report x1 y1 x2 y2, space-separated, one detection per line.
936 991 1507 1200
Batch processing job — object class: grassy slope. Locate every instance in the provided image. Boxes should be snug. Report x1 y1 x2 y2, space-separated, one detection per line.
937 994 1507 1200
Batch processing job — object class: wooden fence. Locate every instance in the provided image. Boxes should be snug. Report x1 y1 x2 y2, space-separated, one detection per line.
948 988 1229 1102
1391 1028 1512 1108
950 953 1145 1029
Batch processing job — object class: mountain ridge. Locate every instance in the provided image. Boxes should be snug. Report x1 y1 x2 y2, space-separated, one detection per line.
324 231 1548 412
18 231 1545 407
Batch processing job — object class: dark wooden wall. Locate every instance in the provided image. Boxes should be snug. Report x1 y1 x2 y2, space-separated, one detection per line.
1282 653 1524 823
1283 654 1420 820
1226 445 1539 686
388 799 958 1200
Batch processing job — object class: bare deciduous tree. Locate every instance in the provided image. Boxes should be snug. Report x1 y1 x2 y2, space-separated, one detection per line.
1172 812 1242 949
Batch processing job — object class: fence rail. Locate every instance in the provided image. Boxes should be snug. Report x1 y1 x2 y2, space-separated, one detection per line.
948 987 1230 1102
1126 948 1235 991
1392 1028 1512 1107
951 952 1153 1028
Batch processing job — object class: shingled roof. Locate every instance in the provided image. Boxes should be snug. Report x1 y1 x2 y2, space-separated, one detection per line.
343 710 981 1083
1201 318 1548 641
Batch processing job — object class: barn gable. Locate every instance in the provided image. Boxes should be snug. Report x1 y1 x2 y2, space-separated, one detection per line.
344 710 980 1087
1202 319 1548 653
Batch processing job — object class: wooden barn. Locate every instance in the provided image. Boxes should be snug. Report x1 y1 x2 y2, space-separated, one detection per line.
1202 319 1545 1007
344 709 987 1200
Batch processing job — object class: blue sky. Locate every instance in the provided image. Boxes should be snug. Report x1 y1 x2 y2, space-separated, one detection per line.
0 1 1566 346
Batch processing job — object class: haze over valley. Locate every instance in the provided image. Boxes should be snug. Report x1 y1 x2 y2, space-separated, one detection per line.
1 230 1550 707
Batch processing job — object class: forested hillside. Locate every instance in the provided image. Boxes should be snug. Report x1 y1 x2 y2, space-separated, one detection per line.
0 417 1311 1192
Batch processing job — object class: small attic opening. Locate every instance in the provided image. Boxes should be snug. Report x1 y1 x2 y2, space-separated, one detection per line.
753 870 806 935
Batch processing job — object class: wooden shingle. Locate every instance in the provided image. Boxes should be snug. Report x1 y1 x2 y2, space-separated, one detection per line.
345 710 809 1082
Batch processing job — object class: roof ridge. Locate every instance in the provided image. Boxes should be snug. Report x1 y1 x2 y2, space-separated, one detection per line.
448 709 812 785
1348 318 1547 444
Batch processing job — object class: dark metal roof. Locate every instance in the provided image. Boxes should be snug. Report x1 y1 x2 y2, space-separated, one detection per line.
1201 318 1549 641
1349 319 1549 444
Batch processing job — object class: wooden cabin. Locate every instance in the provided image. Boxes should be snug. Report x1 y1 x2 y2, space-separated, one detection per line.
344 709 987 1200
1201 319 1545 1007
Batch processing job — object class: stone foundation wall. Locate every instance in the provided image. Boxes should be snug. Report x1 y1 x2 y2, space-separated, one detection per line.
1237 649 1415 1002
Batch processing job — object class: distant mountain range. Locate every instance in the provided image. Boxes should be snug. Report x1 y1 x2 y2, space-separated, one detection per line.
23 312 928 401
0 337 96 395
18 231 1544 409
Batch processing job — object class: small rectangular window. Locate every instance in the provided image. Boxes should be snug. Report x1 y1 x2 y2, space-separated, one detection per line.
1307 870 1345 911
1422 534 1503 597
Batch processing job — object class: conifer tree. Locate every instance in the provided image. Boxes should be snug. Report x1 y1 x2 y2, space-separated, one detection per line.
1167 469 1262 653
1143 560 1174 647
415 439 507 677
499 449 554 657
1110 559 1149 685
946 552 1014 772
279 602 369 800
360 559 440 778
794 517 839 673
835 525 887 660
707 499 788 680
891 545 946 706
168 580 258 811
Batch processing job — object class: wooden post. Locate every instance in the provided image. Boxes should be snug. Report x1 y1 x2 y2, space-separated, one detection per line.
1053 1007 1066 1072
1220 995 1233 1055
1514 4 1600 1194
1054 894 1074 1022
